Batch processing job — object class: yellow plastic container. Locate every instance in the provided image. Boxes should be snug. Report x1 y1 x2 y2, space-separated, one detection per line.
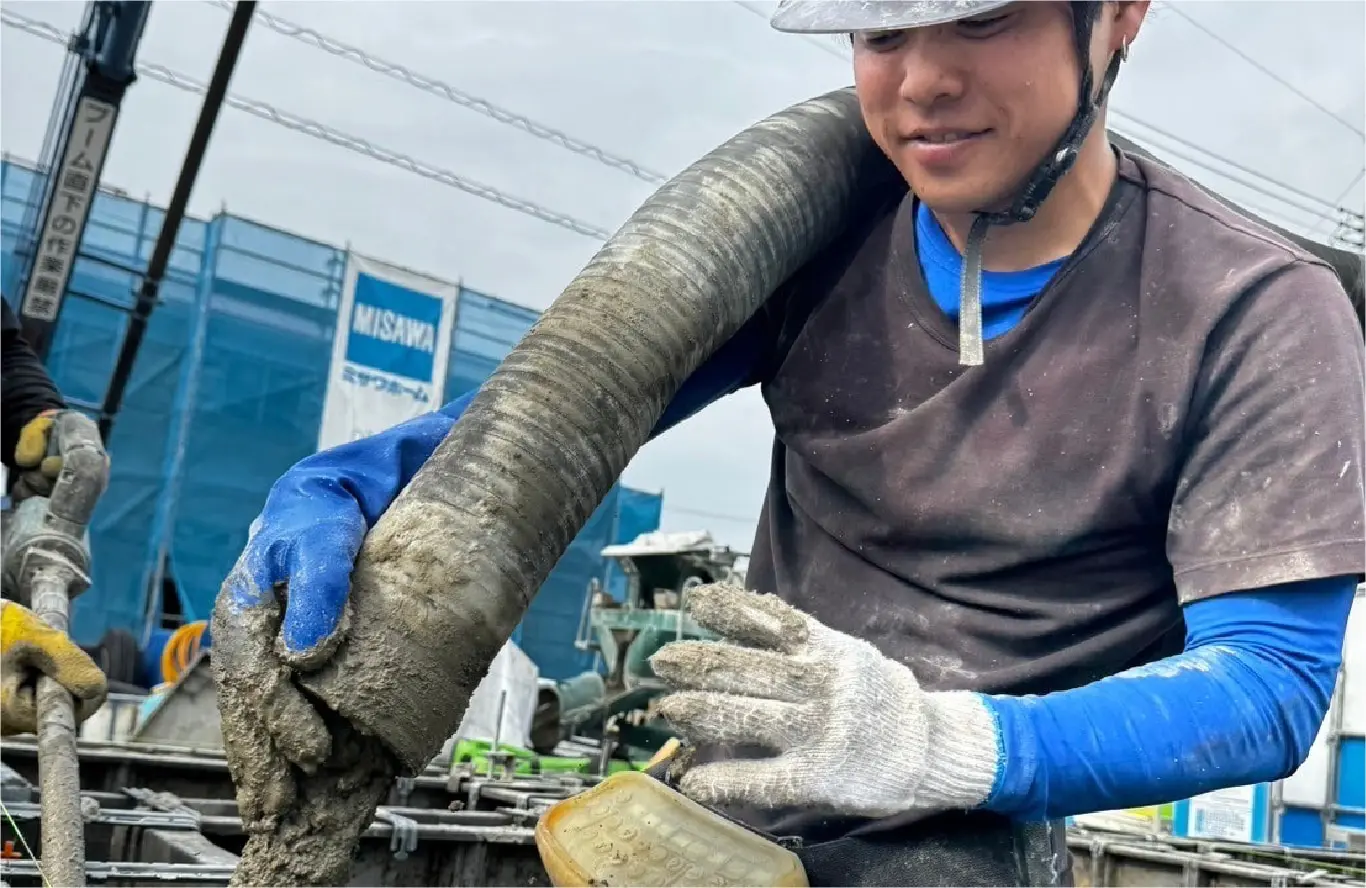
536 770 808 887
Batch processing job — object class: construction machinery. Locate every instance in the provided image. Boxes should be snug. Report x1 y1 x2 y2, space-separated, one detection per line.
528 532 745 762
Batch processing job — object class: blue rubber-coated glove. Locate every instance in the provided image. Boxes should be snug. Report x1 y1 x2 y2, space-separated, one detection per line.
210 392 472 831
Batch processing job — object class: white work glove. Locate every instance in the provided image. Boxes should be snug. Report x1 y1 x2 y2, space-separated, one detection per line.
650 583 1001 818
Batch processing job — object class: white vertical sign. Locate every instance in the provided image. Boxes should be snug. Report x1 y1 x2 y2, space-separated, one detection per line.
22 96 118 324
318 252 458 450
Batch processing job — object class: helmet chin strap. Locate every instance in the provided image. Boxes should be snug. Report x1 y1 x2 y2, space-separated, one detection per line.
955 22 1129 367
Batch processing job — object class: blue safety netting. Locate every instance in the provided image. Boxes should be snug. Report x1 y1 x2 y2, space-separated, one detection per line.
0 157 661 678
515 485 666 680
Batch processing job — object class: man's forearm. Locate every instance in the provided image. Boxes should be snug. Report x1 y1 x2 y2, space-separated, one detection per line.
975 578 1354 821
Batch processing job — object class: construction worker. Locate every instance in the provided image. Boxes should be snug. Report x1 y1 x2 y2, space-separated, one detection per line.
215 1 1363 885
1 297 109 735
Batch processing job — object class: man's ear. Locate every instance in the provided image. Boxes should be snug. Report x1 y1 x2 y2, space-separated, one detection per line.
1111 1 1151 54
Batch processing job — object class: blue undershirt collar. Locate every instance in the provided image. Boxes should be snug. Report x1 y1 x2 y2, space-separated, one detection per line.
914 202 1066 342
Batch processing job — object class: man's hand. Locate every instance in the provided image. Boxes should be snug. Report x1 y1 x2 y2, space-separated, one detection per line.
210 476 369 832
13 409 65 500
650 584 1002 818
1 600 108 736
209 408 459 833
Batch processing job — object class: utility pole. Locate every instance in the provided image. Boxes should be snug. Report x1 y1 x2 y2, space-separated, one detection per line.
96 1 255 441
1332 209 1365 252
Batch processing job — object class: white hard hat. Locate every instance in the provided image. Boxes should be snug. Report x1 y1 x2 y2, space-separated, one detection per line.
770 0 1016 35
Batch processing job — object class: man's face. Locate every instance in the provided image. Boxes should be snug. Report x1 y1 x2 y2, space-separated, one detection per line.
852 2 1085 215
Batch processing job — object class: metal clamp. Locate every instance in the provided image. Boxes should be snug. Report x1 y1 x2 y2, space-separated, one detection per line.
465 777 487 811
376 808 418 861
1086 837 1109 888
393 776 415 806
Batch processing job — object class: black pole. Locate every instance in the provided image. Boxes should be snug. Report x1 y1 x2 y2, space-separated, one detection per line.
98 0 255 441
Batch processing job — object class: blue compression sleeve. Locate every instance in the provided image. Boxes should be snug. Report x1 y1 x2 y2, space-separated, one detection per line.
984 576 1356 820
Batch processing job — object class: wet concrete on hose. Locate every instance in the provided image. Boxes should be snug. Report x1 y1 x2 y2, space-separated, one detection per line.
215 505 500 886
229 716 396 887
299 498 515 776
211 594 398 886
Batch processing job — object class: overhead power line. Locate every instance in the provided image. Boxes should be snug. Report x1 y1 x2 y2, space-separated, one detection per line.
1116 126 1335 221
1315 167 1366 235
1161 4 1365 140
1329 167 1366 212
203 0 670 185
1 9 613 241
665 503 759 526
1108 111 1336 212
1333 167 1366 203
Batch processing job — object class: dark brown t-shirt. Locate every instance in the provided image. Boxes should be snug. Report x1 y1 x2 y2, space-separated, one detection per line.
726 151 1364 839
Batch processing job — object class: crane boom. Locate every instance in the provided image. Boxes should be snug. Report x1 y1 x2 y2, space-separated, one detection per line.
16 0 151 360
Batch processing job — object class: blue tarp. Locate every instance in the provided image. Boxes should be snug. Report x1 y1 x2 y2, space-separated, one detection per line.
0 158 661 675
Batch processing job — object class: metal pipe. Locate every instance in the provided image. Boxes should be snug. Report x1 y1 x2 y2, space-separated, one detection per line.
487 691 507 778
17 411 111 886
32 566 87 888
97 1 255 440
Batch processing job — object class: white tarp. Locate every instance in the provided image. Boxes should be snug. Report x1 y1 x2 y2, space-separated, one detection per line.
453 640 540 748
600 529 715 558
317 252 457 449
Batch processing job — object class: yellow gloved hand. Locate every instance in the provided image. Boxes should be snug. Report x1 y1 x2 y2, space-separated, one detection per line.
13 409 65 500
1 600 108 736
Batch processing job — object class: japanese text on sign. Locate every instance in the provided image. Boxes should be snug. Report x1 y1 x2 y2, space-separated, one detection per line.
341 365 432 405
21 96 117 324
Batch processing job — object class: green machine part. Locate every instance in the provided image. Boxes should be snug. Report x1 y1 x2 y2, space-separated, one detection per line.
450 738 646 777
623 628 670 688
530 630 688 759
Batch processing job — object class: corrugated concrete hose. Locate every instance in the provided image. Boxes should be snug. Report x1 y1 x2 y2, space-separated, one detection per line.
225 86 899 887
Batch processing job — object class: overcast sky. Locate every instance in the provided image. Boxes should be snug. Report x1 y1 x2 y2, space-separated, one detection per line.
2 0 1363 550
